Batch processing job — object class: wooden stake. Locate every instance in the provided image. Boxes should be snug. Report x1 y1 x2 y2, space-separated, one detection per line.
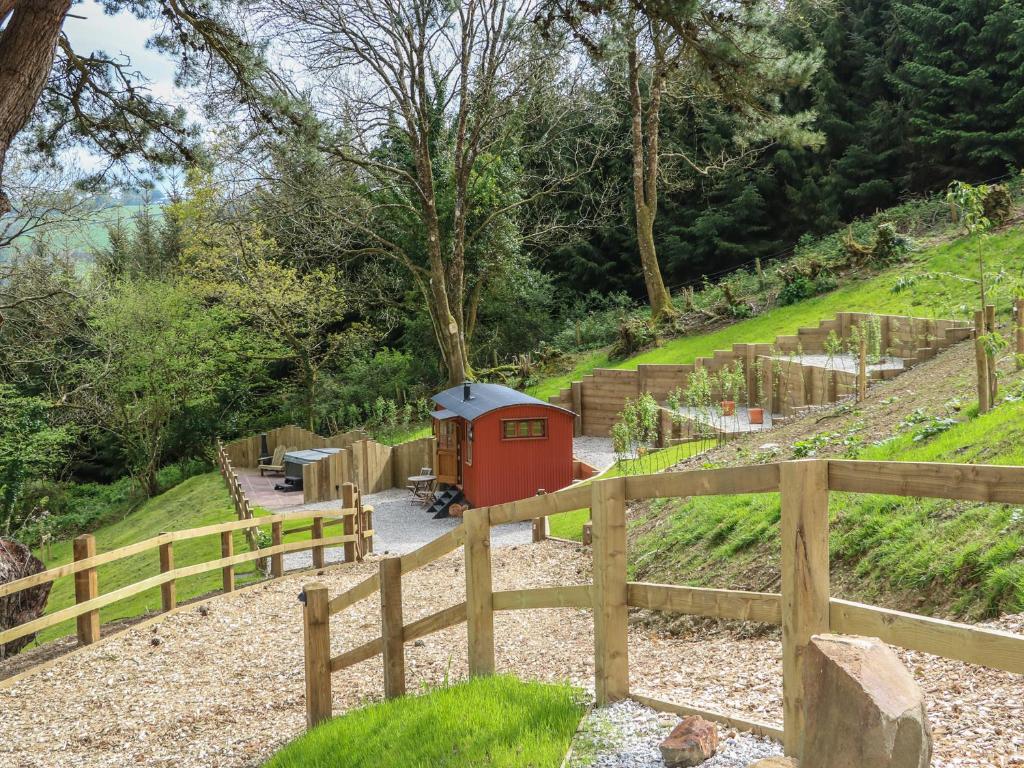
464 507 495 676
72 534 100 645
312 515 325 569
779 460 830 758
986 304 998 403
220 531 235 593
857 334 868 402
342 483 356 562
380 557 406 698
975 310 991 414
159 538 175 612
532 490 549 543
1015 298 1024 370
592 478 628 705
302 583 332 728
271 521 284 578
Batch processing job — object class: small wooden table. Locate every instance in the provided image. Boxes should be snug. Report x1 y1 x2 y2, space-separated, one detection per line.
408 475 437 505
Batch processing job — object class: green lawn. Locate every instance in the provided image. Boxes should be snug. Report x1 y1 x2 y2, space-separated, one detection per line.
264 676 584 768
29 472 262 644
528 227 1024 401
631 395 1024 619
548 441 707 540
30 470 338 645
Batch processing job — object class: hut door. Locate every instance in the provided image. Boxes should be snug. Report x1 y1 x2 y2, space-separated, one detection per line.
435 420 460 485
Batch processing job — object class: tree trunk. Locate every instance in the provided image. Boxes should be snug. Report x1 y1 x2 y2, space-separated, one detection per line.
636 202 676 321
0 0 72 214
627 29 677 324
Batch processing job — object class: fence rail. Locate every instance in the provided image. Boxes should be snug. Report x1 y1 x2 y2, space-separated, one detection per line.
300 457 1024 759
0 443 374 651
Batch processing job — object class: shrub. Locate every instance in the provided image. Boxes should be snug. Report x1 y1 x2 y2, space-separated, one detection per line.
778 272 838 305
609 315 657 359
983 184 1013 224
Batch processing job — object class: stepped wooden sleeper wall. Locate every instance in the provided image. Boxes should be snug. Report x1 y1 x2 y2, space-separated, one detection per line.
549 312 972 437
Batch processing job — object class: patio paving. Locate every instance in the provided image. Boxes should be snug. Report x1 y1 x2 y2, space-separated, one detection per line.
235 468 306 511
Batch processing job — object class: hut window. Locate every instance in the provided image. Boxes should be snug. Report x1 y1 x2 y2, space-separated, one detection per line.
501 418 547 440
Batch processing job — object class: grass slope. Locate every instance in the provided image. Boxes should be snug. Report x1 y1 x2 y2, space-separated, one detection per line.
548 441 706 540
32 472 261 645
632 397 1024 620
529 227 1024 400
263 676 584 768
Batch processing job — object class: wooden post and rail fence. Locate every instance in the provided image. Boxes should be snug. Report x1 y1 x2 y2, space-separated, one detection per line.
0 445 374 652
300 458 1024 759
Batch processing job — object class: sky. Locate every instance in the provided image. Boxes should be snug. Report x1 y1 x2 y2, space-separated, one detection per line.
60 0 185 186
63 0 181 103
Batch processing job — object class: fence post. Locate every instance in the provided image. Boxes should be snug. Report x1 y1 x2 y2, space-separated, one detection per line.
361 488 373 554
159 537 175 612
464 507 495 676
271 521 284 578
975 309 991 414
302 583 332 728
73 534 100 645
220 531 235 593
379 557 406 698
532 489 548 543
312 514 325 569
779 459 830 758
342 483 357 562
592 477 628 706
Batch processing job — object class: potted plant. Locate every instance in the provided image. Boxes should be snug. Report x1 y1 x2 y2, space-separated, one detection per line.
749 358 765 425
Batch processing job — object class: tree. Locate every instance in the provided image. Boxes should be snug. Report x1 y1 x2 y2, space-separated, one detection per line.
0 385 73 537
545 0 821 321
174 172 348 431
0 0 298 215
892 0 1024 191
235 0 601 385
82 280 236 496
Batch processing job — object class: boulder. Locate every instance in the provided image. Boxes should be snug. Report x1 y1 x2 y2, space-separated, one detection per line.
802 634 931 768
659 715 718 767
747 759 797 768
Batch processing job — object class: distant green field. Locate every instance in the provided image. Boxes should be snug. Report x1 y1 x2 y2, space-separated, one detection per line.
3 203 163 258
528 228 1024 400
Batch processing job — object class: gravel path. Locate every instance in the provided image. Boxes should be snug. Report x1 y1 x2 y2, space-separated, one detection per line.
574 436 618 471
283 487 531 569
1 542 1021 767
566 700 782 767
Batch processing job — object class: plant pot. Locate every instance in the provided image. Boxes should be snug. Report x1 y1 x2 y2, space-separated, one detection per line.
721 400 736 416
748 407 764 425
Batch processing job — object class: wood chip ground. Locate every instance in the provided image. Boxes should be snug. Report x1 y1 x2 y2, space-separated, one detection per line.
0 542 1021 767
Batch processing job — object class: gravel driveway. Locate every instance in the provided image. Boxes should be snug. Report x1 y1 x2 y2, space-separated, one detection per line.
283 488 531 570
574 436 617 471
1 541 1021 768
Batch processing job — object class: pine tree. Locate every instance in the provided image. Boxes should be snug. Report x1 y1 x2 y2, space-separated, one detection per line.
891 0 1024 189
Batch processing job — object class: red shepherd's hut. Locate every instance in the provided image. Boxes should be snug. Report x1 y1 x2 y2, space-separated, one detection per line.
431 382 575 508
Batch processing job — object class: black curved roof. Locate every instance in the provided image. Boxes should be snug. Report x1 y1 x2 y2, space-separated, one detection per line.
431 382 573 422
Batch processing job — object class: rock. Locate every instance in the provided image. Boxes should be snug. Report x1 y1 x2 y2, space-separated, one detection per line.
0 538 52 660
747 759 798 768
659 715 718 767
802 634 931 768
